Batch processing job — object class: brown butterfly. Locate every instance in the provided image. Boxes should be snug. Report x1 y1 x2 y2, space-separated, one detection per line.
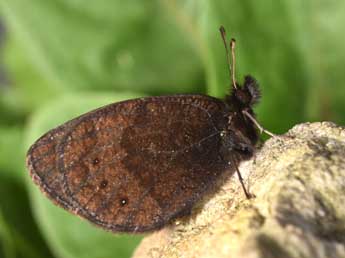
26 26 273 233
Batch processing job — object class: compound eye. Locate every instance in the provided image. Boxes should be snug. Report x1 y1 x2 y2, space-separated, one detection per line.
238 144 254 156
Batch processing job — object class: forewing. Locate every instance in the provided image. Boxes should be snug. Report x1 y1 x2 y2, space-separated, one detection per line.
26 95 228 232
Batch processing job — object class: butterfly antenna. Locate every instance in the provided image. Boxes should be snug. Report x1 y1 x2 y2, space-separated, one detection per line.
230 39 238 89
219 26 238 90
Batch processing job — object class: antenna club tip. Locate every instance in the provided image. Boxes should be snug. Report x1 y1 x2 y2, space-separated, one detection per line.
219 26 225 33
230 38 236 48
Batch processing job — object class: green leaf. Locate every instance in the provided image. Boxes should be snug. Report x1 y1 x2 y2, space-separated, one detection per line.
25 92 144 258
1 35 58 112
0 127 53 258
0 210 16 258
0 182 53 258
0 0 204 96
164 0 345 132
166 1 308 132
0 127 24 181
2 0 345 132
295 1 345 123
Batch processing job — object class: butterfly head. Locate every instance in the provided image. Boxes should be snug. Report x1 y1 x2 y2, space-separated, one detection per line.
219 26 261 111
227 75 261 110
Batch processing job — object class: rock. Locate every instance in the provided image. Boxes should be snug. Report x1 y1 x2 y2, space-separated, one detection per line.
132 122 345 258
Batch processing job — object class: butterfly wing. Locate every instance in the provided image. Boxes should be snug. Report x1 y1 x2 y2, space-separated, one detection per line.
26 95 230 232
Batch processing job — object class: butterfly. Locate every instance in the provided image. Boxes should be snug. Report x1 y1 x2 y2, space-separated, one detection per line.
26 26 273 233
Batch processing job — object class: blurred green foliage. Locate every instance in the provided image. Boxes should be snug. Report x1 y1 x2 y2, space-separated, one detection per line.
0 0 344 258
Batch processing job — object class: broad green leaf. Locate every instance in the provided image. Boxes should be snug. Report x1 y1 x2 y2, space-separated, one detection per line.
0 127 24 180
0 210 16 258
206 1 310 133
0 127 53 258
0 87 27 127
25 92 144 258
164 1 308 133
0 181 53 258
0 126 49 258
165 0 345 132
1 35 58 112
0 0 204 96
295 1 345 123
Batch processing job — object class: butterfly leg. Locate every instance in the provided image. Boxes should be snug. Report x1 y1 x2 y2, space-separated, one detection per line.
230 156 254 199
